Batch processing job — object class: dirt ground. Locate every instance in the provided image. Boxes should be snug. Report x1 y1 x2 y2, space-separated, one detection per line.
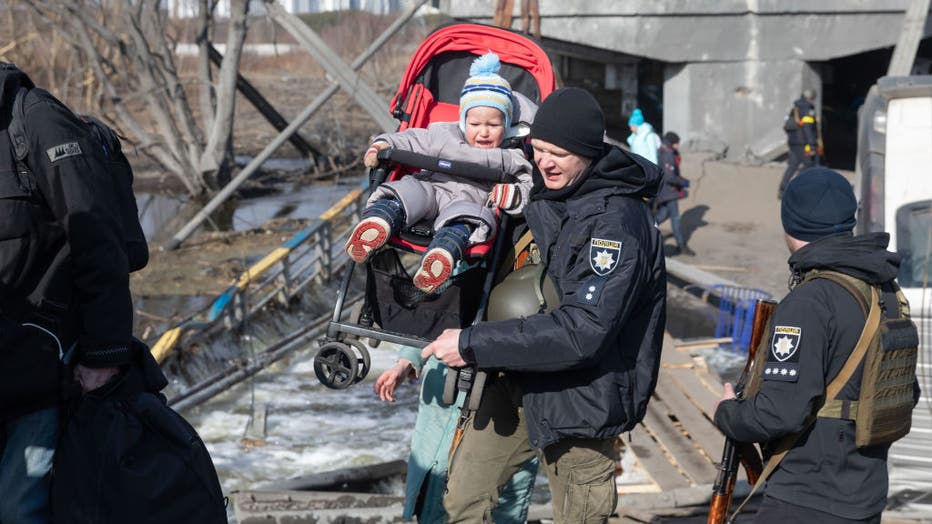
669 153 857 302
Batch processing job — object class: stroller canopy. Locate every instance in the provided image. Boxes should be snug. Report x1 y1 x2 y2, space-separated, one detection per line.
390 23 556 131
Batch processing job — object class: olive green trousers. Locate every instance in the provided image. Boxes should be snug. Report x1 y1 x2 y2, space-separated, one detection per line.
444 374 617 523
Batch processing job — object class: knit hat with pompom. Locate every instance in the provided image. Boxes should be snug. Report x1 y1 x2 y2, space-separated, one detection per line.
459 52 514 133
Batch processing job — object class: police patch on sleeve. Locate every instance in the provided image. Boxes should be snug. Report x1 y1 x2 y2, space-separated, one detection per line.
762 325 802 382
46 142 82 163
576 275 607 305
590 238 622 276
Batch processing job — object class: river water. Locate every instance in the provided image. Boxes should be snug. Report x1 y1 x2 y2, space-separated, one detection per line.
184 344 418 493
139 171 423 494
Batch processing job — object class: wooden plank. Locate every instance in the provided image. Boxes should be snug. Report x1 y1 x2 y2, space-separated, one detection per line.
665 257 741 290
663 364 721 419
674 337 733 351
663 334 721 384
641 399 718 485
691 264 749 273
655 369 724 459
661 337 724 418
626 425 690 491
661 337 756 483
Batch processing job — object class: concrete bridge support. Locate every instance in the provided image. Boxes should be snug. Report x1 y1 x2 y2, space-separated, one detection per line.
664 59 821 158
440 0 932 162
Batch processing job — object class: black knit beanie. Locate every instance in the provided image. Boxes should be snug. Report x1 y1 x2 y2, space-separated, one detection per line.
530 87 605 158
781 167 857 241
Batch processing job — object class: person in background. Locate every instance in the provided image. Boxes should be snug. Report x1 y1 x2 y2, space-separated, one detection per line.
626 107 661 164
655 131 695 257
778 89 820 199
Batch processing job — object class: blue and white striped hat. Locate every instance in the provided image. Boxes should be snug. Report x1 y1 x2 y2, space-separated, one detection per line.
459 52 514 133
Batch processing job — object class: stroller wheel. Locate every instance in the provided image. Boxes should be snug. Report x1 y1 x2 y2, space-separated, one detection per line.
314 341 367 389
347 340 372 382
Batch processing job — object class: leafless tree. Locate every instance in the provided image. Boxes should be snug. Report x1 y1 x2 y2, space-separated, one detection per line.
16 0 251 196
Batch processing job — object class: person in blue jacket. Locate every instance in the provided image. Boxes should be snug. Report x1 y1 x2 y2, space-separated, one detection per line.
626 108 660 164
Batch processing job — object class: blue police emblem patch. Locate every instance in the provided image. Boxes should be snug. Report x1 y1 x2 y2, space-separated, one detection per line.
763 325 802 382
589 238 622 276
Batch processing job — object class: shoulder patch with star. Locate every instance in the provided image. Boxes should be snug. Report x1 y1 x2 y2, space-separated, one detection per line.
762 325 802 382
589 238 622 276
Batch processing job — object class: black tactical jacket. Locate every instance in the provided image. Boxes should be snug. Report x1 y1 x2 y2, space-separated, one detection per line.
656 140 687 205
460 145 667 448
0 63 133 420
715 232 903 519
786 96 818 148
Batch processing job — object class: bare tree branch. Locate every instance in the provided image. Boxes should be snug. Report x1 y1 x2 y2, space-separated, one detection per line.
197 0 217 133
15 0 251 197
200 0 248 178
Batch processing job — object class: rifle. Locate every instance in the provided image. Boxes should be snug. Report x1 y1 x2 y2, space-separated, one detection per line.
444 227 541 461
708 298 777 524
444 366 487 461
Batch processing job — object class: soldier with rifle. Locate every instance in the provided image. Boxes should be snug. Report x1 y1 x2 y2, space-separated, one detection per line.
713 167 920 523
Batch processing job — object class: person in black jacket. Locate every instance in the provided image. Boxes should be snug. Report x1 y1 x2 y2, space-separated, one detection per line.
778 89 819 199
715 167 906 523
422 87 667 523
655 131 694 256
0 63 134 524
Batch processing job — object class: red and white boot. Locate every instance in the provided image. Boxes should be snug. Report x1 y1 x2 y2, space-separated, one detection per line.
412 247 455 293
345 217 392 264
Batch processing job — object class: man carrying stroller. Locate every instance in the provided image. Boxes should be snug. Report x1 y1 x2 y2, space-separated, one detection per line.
422 87 667 523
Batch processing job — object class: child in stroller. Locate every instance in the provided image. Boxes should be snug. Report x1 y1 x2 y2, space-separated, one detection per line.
344 52 533 293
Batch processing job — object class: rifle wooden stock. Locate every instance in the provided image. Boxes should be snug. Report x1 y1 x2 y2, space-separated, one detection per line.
744 300 777 379
708 299 776 524
709 438 739 524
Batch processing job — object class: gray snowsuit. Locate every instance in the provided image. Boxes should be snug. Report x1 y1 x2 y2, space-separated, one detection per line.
367 122 532 245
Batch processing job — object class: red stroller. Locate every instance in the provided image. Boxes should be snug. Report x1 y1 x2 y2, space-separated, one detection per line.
313 23 555 391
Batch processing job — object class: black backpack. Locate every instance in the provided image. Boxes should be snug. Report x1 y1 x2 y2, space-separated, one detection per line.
783 105 800 133
6 87 148 272
52 339 228 523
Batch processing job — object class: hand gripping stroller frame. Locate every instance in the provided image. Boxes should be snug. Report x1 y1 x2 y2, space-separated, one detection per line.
315 147 514 413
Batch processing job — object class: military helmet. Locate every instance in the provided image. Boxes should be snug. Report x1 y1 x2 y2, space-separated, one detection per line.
487 263 560 321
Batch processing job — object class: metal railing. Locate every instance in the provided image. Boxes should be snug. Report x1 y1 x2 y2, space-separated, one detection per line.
150 179 369 363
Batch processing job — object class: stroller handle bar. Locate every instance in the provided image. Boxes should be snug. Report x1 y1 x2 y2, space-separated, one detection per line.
378 148 518 184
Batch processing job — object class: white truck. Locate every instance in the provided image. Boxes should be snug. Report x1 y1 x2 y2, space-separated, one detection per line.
856 74 932 518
